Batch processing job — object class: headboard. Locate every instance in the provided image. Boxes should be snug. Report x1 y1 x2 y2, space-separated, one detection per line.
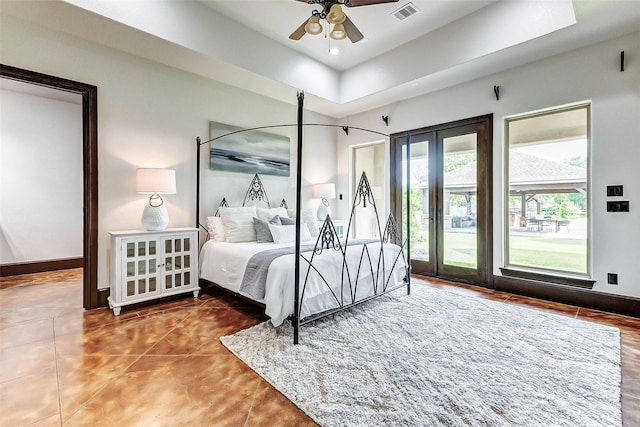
212 173 288 217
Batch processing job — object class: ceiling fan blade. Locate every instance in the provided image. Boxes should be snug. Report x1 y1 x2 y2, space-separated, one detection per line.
346 0 399 7
289 20 308 40
343 15 364 43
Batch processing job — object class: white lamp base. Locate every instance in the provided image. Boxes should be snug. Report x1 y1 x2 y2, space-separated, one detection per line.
317 200 332 221
141 198 169 231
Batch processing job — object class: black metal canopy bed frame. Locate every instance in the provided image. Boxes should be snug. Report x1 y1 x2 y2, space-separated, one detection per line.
196 92 410 344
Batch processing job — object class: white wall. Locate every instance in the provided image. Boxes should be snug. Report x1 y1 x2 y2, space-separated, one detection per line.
0 16 338 290
0 87 83 264
339 31 640 299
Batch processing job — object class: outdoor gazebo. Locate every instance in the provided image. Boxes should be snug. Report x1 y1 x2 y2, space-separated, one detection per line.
438 151 587 223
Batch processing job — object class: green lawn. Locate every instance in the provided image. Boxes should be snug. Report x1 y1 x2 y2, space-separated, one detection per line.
411 232 587 273
444 232 477 268
509 235 587 273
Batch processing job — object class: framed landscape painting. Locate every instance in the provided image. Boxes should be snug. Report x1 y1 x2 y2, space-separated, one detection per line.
209 121 290 177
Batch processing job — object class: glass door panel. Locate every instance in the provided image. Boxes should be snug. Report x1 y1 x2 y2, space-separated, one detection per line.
442 133 478 269
436 125 482 283
402 140 431 262
162 235 192 291
395 132 435 276
121 237 161 301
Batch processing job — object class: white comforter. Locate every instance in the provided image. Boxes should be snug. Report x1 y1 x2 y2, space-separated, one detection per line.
199 240 406 326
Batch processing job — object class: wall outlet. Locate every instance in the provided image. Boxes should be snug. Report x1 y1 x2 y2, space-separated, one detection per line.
606 185 623 197
607 273 618 285
607 201 630 212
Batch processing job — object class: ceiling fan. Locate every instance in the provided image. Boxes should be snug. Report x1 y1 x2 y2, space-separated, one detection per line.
289 0 399 43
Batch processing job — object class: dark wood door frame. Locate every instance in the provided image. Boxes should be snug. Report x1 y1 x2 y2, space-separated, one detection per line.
390 114 493 288
1 64 102 309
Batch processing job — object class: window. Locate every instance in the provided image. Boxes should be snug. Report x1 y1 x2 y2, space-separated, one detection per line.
504 104 590 280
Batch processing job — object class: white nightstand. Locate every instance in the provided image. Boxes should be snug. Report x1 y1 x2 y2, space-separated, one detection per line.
108 228 200 315
317 219 347 239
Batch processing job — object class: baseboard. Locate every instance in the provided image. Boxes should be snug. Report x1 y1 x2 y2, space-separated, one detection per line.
97 288 110 308
494 275 640 318
0 258 84 277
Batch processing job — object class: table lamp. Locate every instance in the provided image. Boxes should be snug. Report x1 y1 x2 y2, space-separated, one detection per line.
136 168 176 230
313 183 336 221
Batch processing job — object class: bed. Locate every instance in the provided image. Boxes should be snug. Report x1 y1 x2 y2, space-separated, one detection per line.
196 92 410 343
200 231 407 328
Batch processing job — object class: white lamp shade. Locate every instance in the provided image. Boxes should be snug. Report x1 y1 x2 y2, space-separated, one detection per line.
136 168 176 194
312 183 336 199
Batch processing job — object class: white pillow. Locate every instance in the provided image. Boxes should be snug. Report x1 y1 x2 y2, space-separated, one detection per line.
301 209 319 237
286 209 296 218
256 207 288 222
219 206 257 243
268 223 313 244
206 216 226 242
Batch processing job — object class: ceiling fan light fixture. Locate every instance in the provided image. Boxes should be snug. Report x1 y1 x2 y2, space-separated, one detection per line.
326 5 346 24
304 16 323 35
330 23 347 40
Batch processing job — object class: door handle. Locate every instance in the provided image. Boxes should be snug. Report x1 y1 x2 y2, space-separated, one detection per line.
437 208 442 225
429 208 434 224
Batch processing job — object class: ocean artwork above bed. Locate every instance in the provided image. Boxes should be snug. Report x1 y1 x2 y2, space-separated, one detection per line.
209 121 290 177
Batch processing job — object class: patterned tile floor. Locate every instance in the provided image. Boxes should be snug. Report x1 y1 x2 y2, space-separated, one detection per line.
0 269 638 426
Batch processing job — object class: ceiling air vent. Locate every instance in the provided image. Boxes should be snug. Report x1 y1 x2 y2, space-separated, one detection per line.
392 2 418 21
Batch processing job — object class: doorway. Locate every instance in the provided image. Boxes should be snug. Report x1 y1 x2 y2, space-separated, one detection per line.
390 115 492 286
0 64 101 309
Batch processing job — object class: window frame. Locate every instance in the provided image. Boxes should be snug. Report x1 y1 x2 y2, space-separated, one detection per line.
503 102 593 288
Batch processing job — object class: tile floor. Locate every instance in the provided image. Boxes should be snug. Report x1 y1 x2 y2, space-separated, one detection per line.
0 269 638 426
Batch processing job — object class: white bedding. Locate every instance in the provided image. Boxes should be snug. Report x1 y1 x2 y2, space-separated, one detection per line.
199 239 407 326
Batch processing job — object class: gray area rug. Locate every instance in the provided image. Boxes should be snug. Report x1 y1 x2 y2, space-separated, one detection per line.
221 285 621 426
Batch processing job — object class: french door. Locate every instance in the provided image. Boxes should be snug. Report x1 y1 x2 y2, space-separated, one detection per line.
390 115 492 286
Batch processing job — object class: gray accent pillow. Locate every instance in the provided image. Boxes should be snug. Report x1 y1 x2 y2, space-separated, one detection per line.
278 215 296 225
253 215 282 243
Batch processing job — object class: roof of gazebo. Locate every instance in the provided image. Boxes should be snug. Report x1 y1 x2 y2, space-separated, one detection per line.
417 151 587 194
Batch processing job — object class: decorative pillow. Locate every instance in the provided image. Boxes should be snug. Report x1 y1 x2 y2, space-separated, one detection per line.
286 209 296 218
206 216 226 242
301 209 320 237
268 223 313 244
253 215 282 243
218 206 257 243
278 215 296 225
256 207 288 222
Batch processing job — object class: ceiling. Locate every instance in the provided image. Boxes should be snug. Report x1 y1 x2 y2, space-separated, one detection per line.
199 0 498 71
3 0 639 119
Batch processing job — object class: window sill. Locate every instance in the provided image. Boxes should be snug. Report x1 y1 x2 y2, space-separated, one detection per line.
499 268 595 289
